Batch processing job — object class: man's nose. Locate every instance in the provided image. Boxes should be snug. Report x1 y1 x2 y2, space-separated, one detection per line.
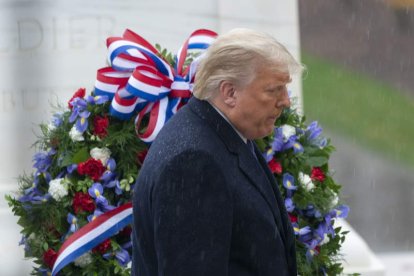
276 90 290 108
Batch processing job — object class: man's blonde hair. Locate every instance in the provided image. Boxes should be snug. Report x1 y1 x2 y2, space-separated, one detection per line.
193 28 303 100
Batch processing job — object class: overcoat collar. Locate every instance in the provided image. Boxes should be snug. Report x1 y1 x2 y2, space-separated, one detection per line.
187 97 288 245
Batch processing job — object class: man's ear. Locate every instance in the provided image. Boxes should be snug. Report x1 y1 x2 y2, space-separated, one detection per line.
219 81 237 107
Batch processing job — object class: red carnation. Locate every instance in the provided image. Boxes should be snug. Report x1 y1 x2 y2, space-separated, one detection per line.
93 238 111 254
77 158 106 181
268 158 282 174
43 248 58 269
288 214 298 223
311 167 326 182
93 116 109 138
137 148 148 165
119 226 132 237
72 192 95 214
68 87 86 109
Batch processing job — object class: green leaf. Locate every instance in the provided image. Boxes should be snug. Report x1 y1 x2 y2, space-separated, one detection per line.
42 242 48 251
305 156 328 167
72 147 89 164
60 151 74 167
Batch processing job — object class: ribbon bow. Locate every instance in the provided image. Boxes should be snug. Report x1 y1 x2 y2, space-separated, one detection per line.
94 29 217 143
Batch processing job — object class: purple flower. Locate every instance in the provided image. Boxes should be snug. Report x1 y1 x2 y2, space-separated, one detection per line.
97 199 116 212
75 111 91 133
19 191 51 204
87 210 104 222
292 223 312 236
305 239 319 262
285 198 295 212
306 121 327 148
282 173 297 190
106 158 116 171
67 164 78 174
332 205 350 219
51 112 63 127
283 136 304 154
69 97 91 133
315 223 329 241
33 152 53 173
88 183 104 199
271 127 284 152
67 213 78 233
306 121 323 141
263 148 274 162
86 95 109 105
104 248 130 267
101 159 117 186
19 235 31 253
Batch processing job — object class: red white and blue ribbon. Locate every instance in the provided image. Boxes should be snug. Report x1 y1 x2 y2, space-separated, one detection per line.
52 29 217 274
94 29 217 143
51 203 133 276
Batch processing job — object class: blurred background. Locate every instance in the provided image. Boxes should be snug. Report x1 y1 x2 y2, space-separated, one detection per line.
0 0 413 275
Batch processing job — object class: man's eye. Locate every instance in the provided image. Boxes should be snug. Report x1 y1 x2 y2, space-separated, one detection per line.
277 85 285 91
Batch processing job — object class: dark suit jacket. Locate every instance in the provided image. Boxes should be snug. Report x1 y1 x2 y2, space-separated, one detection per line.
132 97 297 276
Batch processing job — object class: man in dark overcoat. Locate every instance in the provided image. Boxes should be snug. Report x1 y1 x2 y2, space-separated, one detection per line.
132 28 302 276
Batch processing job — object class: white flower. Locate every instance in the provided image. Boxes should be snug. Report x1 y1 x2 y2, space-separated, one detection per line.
74 252 93 267
48 178 68 201
69 125 84 142
330 192 339 207
27 233 36 242
298 172 315 191
47 122 56 132
320 233 330 245
281 124 296 142
90 147 111 165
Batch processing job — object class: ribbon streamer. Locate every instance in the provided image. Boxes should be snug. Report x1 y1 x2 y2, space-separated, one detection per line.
94 29 217 143
52 203 133 276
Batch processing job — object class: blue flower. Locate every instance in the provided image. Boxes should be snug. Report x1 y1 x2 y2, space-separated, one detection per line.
67 213 78 233
282 173 297 190
88 183 115 212
285 198 295 212
283 136 304 154
87 210 104 222
103 248 130 267
306 121 327 148
332 205 350 219
67 164 78 174
86 95 109 105
19 191 51 205
33 152 53 173
292 223 312 236
263 147 274 162
88 183 104 199
271 127 284 152
101 159 117 185
19 235 31 254
305 239 319 262
69 98 91 133
51 112 63 128
306 121 323 141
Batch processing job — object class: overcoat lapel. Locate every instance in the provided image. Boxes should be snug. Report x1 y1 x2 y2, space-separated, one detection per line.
237 152 287 245
188 98 288 247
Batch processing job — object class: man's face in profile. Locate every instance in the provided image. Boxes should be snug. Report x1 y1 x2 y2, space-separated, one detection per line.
230 65 291 140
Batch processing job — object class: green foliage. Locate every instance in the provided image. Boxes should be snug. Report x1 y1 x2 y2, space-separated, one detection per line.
6 95 142 274
258 104 349 275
